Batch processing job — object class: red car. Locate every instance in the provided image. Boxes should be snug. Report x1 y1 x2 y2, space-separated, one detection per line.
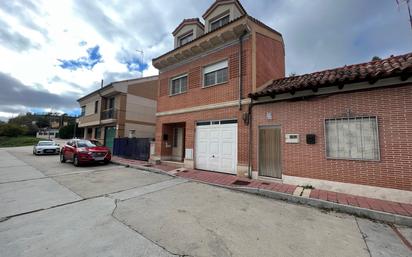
60 139 111 166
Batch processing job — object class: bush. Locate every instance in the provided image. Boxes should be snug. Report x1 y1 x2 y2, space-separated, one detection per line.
0 123 27 137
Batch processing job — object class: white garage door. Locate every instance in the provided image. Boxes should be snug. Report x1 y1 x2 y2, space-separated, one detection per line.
195 120 237 174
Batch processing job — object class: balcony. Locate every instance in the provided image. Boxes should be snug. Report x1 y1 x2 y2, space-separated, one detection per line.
101 108 117 121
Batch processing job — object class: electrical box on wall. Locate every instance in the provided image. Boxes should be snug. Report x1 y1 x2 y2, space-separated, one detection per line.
306 134 316 144
185 149 193 160
285 134 299 143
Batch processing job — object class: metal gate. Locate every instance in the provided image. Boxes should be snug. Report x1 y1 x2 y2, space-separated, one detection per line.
259 126 282 178
113 138 151 161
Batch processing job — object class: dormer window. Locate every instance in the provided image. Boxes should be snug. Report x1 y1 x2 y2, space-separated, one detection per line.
178 32 193 46
210 15 230 31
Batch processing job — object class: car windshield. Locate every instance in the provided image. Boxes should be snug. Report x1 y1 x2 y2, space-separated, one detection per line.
90 140 103 146
76 140 96 148
38 141 54 146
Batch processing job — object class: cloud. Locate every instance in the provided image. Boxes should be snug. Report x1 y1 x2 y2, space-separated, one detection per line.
57 45 103 71
0 19 40 51
0 0 411 121
0 72 80 117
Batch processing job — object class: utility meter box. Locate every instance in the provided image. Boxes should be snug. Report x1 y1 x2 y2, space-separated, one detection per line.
285 134 299 143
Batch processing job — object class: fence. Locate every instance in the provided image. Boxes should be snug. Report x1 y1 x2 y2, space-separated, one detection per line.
112 138 152 161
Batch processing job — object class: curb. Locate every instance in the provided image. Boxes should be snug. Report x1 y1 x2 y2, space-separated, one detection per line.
112 160 412 227
232 187 412 227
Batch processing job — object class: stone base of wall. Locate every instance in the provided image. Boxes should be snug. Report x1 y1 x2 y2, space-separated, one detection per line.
282 175 412 204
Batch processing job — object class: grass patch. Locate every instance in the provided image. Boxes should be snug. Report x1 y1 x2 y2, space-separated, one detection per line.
0 136 41 147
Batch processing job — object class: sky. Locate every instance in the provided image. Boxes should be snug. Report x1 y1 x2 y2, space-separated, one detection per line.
0 0 411 121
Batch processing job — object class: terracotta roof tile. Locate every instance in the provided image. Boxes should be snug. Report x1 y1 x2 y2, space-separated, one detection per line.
250 52 412 99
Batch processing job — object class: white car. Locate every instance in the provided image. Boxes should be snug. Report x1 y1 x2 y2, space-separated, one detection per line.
33 141 60 155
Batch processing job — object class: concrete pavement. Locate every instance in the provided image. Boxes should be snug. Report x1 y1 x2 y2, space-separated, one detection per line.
0 146 411 257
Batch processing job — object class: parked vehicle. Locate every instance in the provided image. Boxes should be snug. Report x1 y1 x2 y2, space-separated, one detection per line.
60 139 111 166
33 141 60 155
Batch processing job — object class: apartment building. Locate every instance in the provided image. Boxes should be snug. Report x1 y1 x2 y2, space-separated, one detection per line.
151 0 284 175
77 76 158 150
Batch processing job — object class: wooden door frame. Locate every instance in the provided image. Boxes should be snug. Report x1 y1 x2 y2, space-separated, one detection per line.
258 125 282 178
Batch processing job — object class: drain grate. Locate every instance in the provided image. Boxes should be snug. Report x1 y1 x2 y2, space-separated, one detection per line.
232 180 251 186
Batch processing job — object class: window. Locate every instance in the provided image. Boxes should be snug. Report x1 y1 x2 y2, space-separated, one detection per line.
210 15 230 31
80 106 86 117
325 117 379 160
108 97 115 109
94 100 99 113
203 60 228 87
179 32 193 46
170 75 188 95
95 127 101 139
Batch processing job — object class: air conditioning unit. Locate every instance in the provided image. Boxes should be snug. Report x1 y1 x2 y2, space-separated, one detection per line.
285 134 299 143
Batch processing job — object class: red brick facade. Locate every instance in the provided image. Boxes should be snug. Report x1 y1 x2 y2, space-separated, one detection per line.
252 85 412 191
157 38 252 113
155 26 285 169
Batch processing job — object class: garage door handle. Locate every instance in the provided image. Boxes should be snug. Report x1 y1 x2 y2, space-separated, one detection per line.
212 155 215 158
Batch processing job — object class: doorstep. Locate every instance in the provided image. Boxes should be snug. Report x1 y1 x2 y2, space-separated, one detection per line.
111 156 412 226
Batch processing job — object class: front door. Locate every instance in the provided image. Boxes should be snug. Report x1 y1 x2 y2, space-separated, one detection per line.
105 126 116 151
172 127 184 161
259 126 282 178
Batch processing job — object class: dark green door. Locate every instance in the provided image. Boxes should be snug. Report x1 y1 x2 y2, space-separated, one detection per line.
105 126 116 151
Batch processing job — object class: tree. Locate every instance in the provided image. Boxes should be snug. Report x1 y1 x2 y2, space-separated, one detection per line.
0 124 27 137
371 56 381 61
58 124 83 139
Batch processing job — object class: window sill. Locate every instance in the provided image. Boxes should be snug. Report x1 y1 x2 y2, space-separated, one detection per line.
326 157 380 162
169 91 187 97
202 81 228 88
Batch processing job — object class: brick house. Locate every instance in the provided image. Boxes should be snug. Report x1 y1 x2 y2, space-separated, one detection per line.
152 0 411 193
77 76 158 150
249 54 412 192
151 0 284 175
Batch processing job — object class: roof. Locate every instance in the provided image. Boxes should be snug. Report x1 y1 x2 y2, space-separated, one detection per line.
202 0 247 19
172 18 204 36
250 52 412 99
153 15 282 64
77 75 158 102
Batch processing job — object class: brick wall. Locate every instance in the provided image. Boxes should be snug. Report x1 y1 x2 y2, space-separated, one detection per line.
255 32 285 87
157 38 252 113
252 85 412 191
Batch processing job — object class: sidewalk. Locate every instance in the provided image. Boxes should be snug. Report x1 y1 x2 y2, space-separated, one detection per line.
111 156 412 225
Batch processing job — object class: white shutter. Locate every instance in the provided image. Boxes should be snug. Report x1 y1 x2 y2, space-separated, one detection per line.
204 60 228 74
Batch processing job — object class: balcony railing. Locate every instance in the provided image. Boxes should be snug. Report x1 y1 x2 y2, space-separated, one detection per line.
101 108 117 120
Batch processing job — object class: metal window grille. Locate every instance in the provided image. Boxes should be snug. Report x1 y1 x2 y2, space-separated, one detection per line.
325 116 380 160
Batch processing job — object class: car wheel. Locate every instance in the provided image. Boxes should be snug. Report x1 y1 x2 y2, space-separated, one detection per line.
73 155 80 167
104 160 110 165
60 153 66 163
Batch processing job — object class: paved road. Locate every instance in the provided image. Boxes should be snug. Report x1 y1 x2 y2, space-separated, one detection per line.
0 146 411 257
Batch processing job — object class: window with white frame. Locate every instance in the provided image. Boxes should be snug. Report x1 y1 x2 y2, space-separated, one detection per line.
210 15 230 31
203 60 228 87
170 74 187 95
325 117 379 160
179 32 193 46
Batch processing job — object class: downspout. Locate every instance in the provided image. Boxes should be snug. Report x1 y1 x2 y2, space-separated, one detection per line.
247 98 254 178
238 30 248 110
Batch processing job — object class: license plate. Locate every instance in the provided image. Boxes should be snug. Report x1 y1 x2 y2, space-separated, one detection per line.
45 150 54 153
94 157 105 161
